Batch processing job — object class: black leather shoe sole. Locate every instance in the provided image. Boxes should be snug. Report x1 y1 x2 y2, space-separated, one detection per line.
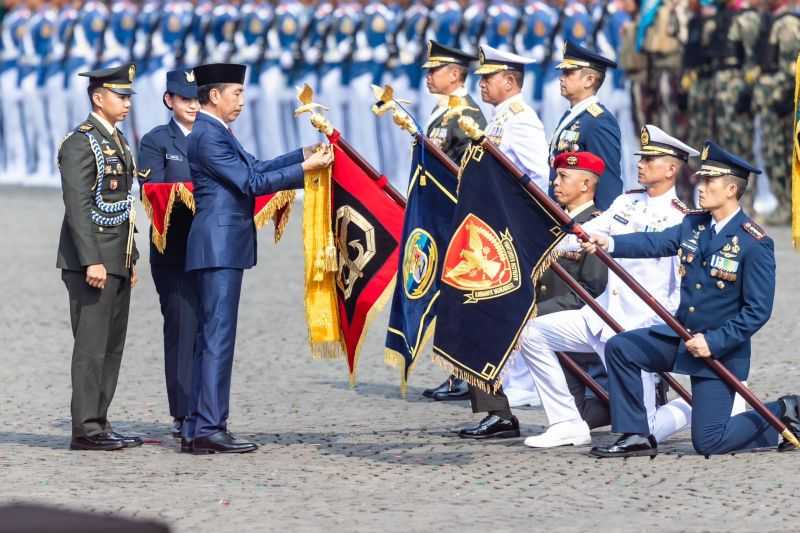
433 392 470 402
191 445 258 455
69 440 124 451
590 447 657 458
458 428 520 440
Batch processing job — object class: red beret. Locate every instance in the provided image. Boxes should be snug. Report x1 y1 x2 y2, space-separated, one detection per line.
553 151 605 176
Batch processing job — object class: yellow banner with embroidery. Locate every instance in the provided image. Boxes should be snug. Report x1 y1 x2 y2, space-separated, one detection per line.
792 53 800 250
302 165 345 359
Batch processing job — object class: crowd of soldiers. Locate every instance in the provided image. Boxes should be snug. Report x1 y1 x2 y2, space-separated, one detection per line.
1 1 798 222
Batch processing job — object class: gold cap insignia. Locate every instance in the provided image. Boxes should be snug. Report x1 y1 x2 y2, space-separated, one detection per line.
479 48 486 64
640 127 650 146
701 144 709 161
185 70 195 83
128 64 136 82
567 155 578 166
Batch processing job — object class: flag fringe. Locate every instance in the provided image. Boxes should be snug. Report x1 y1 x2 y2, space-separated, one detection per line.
348 277 396 387
176 182 196 212
141 183 179 254
310 340 346 360
384 348 409 398
431 354 497 395
255 190 295 242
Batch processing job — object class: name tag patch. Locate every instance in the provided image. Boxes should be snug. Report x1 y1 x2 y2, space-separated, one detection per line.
166 154 183 161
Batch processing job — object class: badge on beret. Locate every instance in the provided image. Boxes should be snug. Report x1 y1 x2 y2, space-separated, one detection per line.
567 155 578 166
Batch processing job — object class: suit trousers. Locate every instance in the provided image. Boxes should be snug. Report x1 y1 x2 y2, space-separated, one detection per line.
62 270 131 438
605 328 779 454
184 267 244 439
151 265 199 420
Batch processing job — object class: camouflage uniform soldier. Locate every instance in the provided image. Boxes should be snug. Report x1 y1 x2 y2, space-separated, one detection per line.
682 3 718 153
712 3 761 160
753 2 800 224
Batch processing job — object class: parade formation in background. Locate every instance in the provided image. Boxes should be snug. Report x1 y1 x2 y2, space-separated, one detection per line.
7 0 800 457
2 0 799 225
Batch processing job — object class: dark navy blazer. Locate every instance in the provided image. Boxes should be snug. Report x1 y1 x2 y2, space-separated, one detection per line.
139 119 194 266
185 112 305 271
548 103 622 210
612 209 776 380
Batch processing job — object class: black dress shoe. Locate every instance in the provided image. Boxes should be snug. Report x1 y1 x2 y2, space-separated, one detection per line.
423 376 456 399
105 432 143 448
171 418 184 438
180 439 193 454
778 395 800 452
591 433 658 458
192 431 258 454
70 434 125 451
432 378 470 401
458 415 520 439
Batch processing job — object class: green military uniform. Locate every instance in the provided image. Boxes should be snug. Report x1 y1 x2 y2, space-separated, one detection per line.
712 6 762 161
753 8 800 224
683 9 718 152
426 91 486 164
57 65 139 441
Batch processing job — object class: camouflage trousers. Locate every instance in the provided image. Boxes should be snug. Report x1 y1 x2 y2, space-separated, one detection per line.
687 77 715 153
754 74 794 221
713 70 754 159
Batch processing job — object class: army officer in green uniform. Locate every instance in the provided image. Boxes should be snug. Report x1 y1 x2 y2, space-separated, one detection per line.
57 64 142 451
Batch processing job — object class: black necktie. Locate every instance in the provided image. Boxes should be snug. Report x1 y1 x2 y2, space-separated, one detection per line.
710 225 717 240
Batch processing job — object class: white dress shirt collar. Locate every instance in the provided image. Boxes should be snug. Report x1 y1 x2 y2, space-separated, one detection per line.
712 207 741 234
645 186 678 207
199 109 229 130
173 119 191 137
91 112 116 135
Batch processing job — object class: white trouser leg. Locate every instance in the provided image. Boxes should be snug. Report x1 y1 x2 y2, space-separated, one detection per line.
384 74 414 195
542 79 569 139
70 76 91 127
257 67 287 159
19 73 41 181
652 382 749 443
1 70 26 181
348 73 381 170
613 86 638 191
517 310 597 425
234 87 260 156
47 72 69 159
502 353 537 392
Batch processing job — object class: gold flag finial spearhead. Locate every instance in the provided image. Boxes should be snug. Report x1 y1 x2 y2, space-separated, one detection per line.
371 84 418 135
442 95 479 127
294 83 329 117
458 115 485 141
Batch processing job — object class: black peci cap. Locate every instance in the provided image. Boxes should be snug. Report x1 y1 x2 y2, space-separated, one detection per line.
193 63 247 86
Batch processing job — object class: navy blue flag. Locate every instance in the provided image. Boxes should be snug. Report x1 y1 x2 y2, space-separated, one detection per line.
432 143 565 393
385 141 459 391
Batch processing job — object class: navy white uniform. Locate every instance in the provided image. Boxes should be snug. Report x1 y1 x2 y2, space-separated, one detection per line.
548 41 622 211
0 5 30 182
137 69 199 434
596 141 799 456
69 1 109 129
515 1 557 116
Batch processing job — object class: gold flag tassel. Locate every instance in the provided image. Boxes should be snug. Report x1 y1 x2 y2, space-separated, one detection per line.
140 183 180 254
792 53 800 249
176 182 196 213
302 161 345 360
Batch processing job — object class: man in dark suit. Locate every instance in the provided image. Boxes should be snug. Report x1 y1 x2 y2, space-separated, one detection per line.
57 64 142 451
587 141 800 457
182 63 333 454
548 42 622 210
137 68 200 440
459 151 608 439
419 40 488 402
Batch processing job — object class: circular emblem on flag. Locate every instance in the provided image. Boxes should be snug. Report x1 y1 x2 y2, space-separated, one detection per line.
403 229 438 300
572 22 586 40
640 128 650 146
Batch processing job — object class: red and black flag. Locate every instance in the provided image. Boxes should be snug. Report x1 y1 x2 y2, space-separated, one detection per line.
327 132 405 383
384 140 459 391
432 143 565 393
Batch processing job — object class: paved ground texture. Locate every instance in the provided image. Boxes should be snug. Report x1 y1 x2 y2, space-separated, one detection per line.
1 185 799 532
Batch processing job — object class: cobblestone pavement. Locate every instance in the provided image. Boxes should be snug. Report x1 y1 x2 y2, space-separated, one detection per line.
1 186 799 532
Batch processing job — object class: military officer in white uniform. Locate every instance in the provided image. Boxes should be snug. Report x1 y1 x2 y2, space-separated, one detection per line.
518 125 699 448
459 45 551 417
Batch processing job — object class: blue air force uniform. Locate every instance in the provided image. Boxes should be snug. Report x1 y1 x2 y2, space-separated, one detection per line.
597 142 799 456
137 70 199 433
548 42 622 211
182 64 305 450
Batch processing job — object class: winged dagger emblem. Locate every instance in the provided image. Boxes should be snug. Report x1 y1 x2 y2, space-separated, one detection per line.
444 222 502 282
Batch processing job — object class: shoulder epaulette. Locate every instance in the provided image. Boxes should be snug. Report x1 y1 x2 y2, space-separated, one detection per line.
625 188 646 194
587 103 604 117
671 198 706 215
742 220 767 240
77 122 94 133
509 101 525 115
